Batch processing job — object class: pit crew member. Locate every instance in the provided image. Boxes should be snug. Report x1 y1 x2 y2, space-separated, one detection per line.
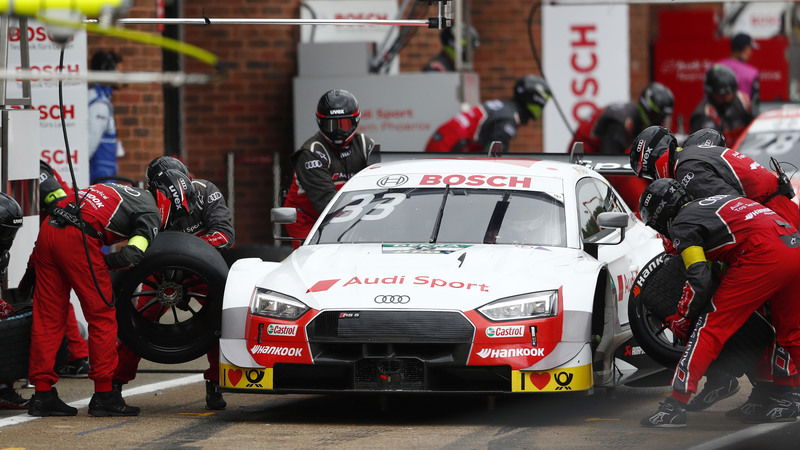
114 158 234 410
568 82 674 155
422 25 479 72
283 89 379 243
638 179 800 427
689 65 754 144
28 182 159 417
0 193 27 409
424 75 551 153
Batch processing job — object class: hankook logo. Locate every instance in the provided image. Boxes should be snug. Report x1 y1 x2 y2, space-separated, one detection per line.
374 295 410 304
377 174 408 187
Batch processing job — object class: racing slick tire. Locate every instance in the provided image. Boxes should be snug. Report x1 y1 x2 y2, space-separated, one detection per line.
629 252 775 370
628 252 685 367
114 232 228 364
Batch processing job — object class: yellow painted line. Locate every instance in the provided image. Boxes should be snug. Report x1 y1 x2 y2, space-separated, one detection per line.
584 418 620 422
3 447 27 450
178 412 215 417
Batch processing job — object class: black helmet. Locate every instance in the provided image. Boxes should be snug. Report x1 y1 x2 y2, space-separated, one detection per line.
638 178 691 237
149 169 193 230
0 192 22 251
39 160 68 210
90 50 122 71
513 75 552 121
630 126 677 180
682 128 727 148
440 25 480 50
704 65 738 108
145 156 189 190
316 89 361 146
639 82 674 125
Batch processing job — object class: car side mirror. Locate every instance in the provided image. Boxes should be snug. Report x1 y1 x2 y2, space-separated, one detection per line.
271 207 297 224
583 212 628 247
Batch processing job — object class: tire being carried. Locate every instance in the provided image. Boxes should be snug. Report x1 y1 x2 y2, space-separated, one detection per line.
114 231 228 364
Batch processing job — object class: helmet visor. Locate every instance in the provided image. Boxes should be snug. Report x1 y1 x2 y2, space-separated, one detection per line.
319 117 358 136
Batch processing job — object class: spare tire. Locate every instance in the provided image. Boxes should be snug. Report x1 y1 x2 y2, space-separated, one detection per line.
0 304 32 381
114 232 228 364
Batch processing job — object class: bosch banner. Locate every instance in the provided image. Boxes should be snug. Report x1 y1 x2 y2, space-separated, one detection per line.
542 3 630 153
6 19 89 187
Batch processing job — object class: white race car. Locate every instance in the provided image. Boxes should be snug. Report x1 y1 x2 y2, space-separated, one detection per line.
219 156 665 394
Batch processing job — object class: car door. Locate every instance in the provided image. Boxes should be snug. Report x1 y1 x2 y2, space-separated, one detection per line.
575 177 643 325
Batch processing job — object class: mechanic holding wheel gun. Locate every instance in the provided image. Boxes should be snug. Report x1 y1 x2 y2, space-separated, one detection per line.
283 89 380 246
27 182 159 417
113 156 235 410
637 180 800 428
630 125 800 419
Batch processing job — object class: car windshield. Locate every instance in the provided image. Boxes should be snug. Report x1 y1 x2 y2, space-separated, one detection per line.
310 188 567 246
737 117 800 168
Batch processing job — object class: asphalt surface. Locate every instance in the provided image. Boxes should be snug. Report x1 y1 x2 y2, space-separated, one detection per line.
2 360 800 449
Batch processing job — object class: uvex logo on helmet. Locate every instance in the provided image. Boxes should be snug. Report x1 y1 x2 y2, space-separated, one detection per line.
329 109 345 115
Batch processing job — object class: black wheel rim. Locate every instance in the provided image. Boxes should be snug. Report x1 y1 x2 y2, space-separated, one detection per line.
639 300 685 355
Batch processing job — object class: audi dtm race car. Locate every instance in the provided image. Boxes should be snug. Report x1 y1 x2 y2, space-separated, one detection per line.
218 156 665 394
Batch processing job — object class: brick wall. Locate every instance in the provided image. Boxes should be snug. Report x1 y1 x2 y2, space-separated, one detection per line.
87 0 164 182
96 0 666 245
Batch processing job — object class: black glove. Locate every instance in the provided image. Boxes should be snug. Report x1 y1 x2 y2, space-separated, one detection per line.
104 245 145 271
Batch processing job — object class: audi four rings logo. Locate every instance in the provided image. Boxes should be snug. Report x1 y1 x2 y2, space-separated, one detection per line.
377 174 408 187
374 295 410 304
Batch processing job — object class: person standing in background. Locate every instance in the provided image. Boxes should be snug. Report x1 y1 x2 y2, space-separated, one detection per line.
717 32 760 110
88 50 124 184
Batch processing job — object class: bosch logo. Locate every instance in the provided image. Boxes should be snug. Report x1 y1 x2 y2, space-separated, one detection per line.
377 174 408 187
374 295 410 304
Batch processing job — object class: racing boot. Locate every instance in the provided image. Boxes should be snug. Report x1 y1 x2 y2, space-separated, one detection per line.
726 383 769 420
741 389 798 423
0 386 29 410
686 374 739 411
88 389 140 417
27 388 78 417
640 397 687 428
205 380 226 410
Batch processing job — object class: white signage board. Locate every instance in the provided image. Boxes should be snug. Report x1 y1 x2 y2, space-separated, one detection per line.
724 2 788 39
6 19 89 187
542 4 629 153
300 0 399 43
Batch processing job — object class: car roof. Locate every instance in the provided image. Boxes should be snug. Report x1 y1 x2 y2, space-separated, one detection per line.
346 157 600 193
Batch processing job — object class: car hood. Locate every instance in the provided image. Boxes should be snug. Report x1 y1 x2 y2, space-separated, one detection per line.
255 244 593 311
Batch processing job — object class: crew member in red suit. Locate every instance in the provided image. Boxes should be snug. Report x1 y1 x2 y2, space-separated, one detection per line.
28 182 159 417
639 179 800 427
425 75 551 153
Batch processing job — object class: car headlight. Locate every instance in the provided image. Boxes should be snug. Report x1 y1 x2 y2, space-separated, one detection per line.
250 288 309 320
478 290 558 321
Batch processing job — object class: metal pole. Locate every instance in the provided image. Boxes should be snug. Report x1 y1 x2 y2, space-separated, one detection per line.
226 151 235 227
273 151 281 248
0 15 9 107
107 17 432 26
18 17 31 106
453 0 462 73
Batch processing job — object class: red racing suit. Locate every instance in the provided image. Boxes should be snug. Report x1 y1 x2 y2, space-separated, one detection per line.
568 102 649 155
425 100 522 153
669 195 800 397
29 183 159 393
689 92 753 145
283 132 378 243
114 179 235 384
657 145 799 227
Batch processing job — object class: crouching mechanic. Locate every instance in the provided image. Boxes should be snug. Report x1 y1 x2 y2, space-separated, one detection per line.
113 157 234 410
638 179 800 427
631 126 800 416
283 89 379 244
28 182 159 417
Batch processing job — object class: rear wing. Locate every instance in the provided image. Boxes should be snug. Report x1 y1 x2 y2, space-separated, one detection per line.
377 150 635 176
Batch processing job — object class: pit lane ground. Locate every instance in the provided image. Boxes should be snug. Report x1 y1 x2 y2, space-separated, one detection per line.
1 359 799 449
